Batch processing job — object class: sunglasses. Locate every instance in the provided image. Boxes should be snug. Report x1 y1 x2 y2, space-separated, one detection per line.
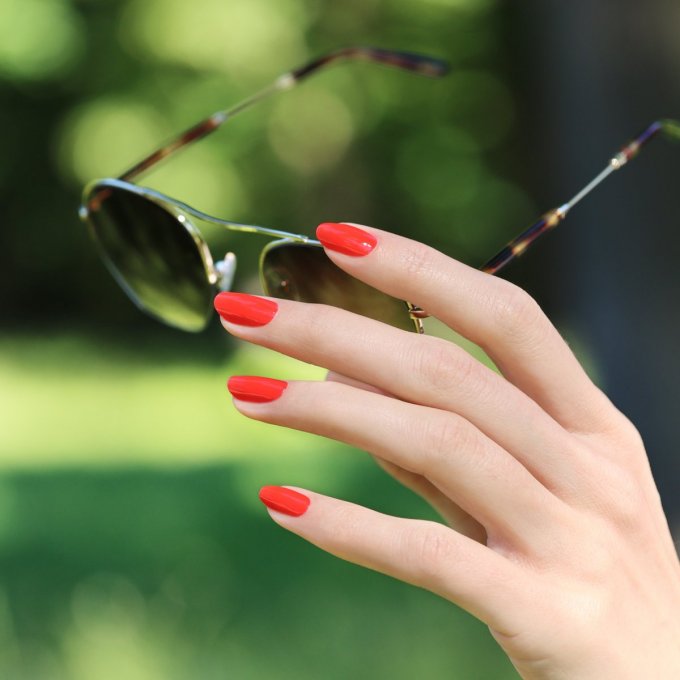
79 46 680 333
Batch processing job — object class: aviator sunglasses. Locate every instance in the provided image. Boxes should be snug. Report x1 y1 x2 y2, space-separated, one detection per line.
79 46 680 333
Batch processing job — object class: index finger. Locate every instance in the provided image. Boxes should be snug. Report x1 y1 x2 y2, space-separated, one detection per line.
316 222 616 434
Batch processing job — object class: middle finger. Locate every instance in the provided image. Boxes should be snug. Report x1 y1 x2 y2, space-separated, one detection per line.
214 292 583 497
325 369 485 539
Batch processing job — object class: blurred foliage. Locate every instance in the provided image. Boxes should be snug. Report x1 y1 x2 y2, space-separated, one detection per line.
0 0 532 676
0 463 515 680
0 0 536 329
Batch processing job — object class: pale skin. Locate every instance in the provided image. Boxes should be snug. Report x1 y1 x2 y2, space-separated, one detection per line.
219 225 680 679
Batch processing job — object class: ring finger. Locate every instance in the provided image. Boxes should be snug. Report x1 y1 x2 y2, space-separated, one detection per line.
326 370 486 541
226 376 565 545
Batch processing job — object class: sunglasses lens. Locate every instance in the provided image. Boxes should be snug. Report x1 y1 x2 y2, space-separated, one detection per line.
83 183 213 332
261 242 417 332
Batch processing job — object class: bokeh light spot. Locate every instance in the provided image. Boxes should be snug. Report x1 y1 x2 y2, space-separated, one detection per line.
147 151 248 221
57 98 168 184
268 87 355 175
121 0 308 80
0 0 83 80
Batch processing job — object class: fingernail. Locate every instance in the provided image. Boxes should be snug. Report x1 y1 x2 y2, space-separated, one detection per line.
316 222 377 257
228 376 288 403
214 292 278 326
259 486 310 517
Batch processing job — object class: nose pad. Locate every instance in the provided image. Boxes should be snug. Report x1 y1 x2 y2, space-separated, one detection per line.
215 252 237 292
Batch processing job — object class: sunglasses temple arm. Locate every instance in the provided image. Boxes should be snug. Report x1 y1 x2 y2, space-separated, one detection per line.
118 47 449 183
480 119 680 275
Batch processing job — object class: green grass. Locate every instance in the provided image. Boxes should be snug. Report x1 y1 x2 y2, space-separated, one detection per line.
0 334 518 679
0 324 499 470
0 334 333 468
0 467 517 680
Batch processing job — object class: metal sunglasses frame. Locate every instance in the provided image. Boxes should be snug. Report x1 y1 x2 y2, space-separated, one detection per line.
79 45 680 332
80 176 331 328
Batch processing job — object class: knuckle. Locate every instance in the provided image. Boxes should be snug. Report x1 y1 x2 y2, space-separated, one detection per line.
590 463 645 530
609 483 645 529
618 417 645 450
422 414 474 468
401 242 440 280
607 411 646 453
303 303 338 343
412 338 473 396
488 282 547 347
405 523 456 581
327 505 364 546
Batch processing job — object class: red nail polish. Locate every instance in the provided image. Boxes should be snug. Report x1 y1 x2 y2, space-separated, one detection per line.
228 376 288 403
214 292 278 326
317 222 377 257
259 486 310 517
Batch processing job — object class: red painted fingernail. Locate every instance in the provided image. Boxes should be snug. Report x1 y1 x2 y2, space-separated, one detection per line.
227 376 288 403
316 222 377 257
214 292 278 326
259 486 310 517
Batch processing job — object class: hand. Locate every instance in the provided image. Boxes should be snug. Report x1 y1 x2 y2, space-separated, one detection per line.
214 222 680 680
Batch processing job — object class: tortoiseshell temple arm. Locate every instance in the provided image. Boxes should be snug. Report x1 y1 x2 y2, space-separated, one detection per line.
118 47 449 183
289 46 449 80
480 119 680 275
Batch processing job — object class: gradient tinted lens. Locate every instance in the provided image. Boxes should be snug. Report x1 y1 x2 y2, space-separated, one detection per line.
83 184 213 332
261 242 417 331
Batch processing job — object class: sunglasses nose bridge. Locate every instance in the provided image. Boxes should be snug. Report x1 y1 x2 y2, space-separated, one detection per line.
215 252 237 292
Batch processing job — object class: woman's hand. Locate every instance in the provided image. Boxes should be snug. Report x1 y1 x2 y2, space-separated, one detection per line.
214 222 680 680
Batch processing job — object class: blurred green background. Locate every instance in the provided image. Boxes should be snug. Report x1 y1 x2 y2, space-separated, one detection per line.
1 0 679 678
